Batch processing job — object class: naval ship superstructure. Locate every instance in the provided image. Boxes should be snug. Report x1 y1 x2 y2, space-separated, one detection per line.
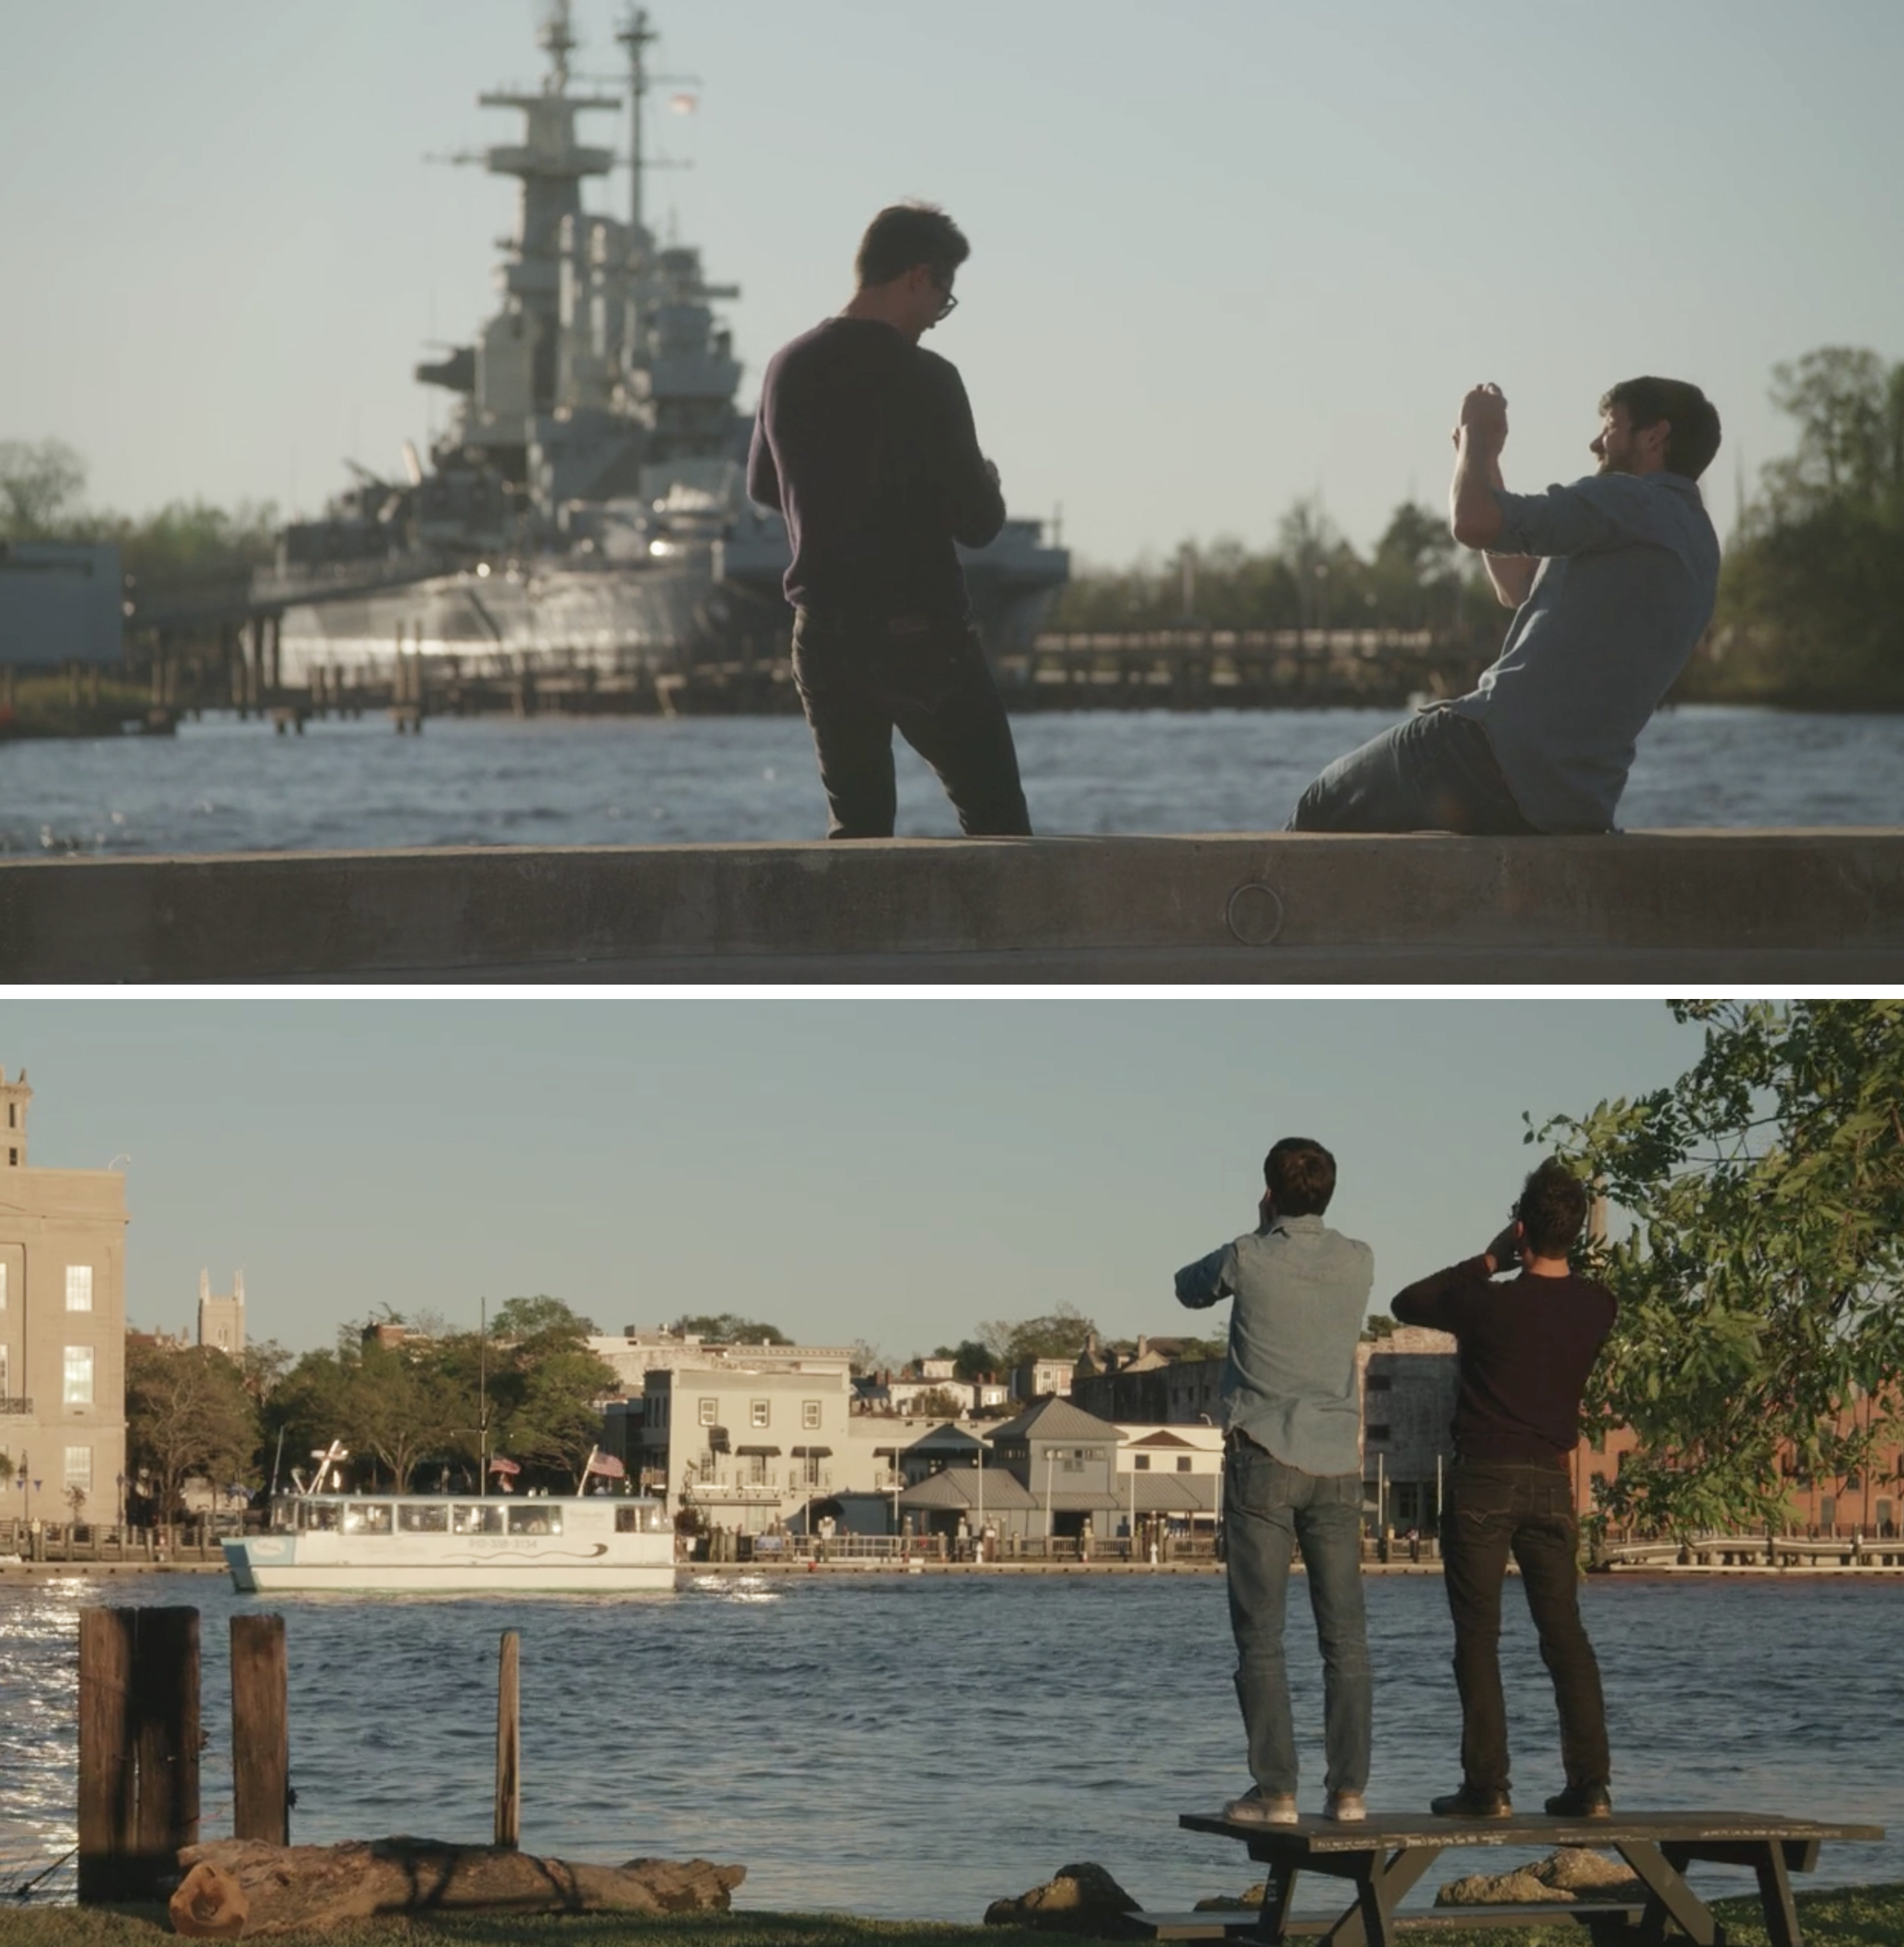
256 2 1068 689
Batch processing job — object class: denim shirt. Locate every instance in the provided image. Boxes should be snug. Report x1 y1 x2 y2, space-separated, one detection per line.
1176 1213 1373 1477
1448 470 1720 832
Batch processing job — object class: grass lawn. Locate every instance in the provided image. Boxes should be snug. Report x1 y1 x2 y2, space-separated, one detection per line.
3 1886 1903 1947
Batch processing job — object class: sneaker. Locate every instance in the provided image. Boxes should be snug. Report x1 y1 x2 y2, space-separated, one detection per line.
1324 1790 1367 1823
1430 1786 1512 1819
1545 1784 1613 1818
1223 1789 1299 1826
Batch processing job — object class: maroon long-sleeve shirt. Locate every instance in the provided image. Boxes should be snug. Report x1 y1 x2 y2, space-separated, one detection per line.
747 316 1004 624
1390 1256 1616 1463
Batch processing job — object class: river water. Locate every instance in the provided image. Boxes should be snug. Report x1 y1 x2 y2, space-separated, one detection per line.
1 1572 1897 1921
2 705 1901 855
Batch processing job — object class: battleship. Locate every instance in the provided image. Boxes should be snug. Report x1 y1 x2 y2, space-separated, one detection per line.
254 2 1068 693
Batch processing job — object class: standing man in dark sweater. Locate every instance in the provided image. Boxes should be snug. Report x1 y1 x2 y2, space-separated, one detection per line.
747 203 1031 840
1391 1159 1617 1821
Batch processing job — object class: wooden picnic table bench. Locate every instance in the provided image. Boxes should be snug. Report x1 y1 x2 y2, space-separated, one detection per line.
1176 1808 1884 1946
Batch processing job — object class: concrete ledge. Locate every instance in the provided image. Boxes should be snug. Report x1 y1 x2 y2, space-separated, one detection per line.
3 830 1903 983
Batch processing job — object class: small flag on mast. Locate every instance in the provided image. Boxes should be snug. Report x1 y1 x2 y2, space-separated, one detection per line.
585 1448 626 1479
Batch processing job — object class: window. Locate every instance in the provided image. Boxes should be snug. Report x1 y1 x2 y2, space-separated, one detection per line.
452 1504 505 1535
6 1149 14 1168
802 1400 822 1431
800 1453 823 1487
1365 1424 1392 1443
398 1503 449 1532
743 1453 769 1485
1176 1455 1193 1472
750 1399 770 1429
508 1505 562 1536
0 1346 8 1395
63 1346 94 1406
343 1503 392 1534
698 1397 718 1427
1134 1453 1151 1472
65 1446 92 1491
66 1266 94 1313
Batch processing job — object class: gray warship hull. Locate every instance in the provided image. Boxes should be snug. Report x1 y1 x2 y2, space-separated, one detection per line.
258 4 1066 693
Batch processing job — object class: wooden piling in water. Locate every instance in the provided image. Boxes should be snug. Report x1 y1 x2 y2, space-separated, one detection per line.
230 1614 290 1845
78 1606 201 1901
494 1630 520 1850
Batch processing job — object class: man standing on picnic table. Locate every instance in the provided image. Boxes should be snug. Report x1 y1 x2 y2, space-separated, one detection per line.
747 202 1032 840
1176 1137 1374 1826
1288 375 1720 834
1391 1158 1617 1820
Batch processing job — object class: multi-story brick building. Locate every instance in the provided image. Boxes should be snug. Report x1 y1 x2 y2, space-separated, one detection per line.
0 1066 129 1527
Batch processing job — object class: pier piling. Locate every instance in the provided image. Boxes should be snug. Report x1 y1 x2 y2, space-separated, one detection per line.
230 1614 290 1845
78 1605 201 1901
494 1630 520 1850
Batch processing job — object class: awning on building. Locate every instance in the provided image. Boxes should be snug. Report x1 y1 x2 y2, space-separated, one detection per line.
707 1426 731 1454
790 1446 833 1458
736 1444 781 1457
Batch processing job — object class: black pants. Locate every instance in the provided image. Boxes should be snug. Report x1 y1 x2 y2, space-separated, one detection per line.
790 609 1032 840
1440 1458 1610 1797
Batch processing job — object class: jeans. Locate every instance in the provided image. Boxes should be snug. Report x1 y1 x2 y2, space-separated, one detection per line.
1223 1438 1371 1796
1287 705 1540 834
790 609 1032 839
1440 1458 1610 1797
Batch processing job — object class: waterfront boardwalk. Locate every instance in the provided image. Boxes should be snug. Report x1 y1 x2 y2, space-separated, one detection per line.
4 829 1903 983
1178 1808 1886 1946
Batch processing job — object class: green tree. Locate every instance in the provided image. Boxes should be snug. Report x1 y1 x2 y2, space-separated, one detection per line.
125 1339 260 1526
932 1339 997 1382
0 438 86 538
910 1385 968 1421
978 1304 1099 1367
487 1298 620 1485
670 1312 790 1345
1540 1000 1904 1535
1710 346 1904 706
337 1336 462 1491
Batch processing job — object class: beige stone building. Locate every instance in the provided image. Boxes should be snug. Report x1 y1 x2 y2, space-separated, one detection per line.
0 1066 129 1525
197 1268 246 1355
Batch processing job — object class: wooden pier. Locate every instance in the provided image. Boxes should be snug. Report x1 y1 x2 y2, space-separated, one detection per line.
107 623 1486 730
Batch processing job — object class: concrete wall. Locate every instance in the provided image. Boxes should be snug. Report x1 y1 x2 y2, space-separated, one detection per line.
4 830 1903 982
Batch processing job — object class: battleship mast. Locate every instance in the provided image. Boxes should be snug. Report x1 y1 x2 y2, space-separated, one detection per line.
616 7 660 241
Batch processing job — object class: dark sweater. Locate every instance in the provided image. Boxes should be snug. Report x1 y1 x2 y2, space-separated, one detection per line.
746 316 1005 624
1390 1256 1616 1463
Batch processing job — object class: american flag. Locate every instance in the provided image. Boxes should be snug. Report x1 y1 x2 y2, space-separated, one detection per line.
585 1449 626 1479
668 92 698 114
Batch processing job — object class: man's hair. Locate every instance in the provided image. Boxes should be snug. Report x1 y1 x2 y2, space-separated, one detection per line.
1263 1137 1336 1217
1516 1158 1589 1258
855 202 970 290
1600 376 1723 480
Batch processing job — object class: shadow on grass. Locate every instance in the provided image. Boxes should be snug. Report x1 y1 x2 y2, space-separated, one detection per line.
3 1885 1903 1947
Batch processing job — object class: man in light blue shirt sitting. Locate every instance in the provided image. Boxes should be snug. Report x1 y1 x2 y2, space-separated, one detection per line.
1177 1136 1374 1825
1289 375 1722 834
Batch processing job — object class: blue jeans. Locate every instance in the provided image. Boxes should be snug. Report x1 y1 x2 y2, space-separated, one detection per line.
1287 705 1540 834
1223 1438 1371 1795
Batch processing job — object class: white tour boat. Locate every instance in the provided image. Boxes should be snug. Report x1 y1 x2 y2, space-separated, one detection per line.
224 1478 679 1595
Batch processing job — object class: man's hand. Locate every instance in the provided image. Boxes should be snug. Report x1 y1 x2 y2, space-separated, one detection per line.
1484 1221 1522 1274
1458 382 1509 457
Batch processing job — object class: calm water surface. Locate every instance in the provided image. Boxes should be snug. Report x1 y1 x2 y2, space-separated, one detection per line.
3 705 1901 855
1 1574 1897 1920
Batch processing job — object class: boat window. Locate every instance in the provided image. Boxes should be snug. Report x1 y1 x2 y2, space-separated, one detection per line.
507 1506 563 1536
301 1503 340 1532
344 1503 392 1534
616 1504 663 1533
399 1503 449 1532
452 1504 505 1535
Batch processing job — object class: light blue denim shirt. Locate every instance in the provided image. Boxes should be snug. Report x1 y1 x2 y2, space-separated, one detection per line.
1448 470 1720 833
1176 1213 1373 1477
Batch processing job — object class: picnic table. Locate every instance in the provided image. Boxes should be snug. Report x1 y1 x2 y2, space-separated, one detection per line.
1174 1808 1884 1946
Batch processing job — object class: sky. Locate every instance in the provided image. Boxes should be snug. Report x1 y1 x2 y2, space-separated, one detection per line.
3 1 1901 566
5 997 1705 1360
